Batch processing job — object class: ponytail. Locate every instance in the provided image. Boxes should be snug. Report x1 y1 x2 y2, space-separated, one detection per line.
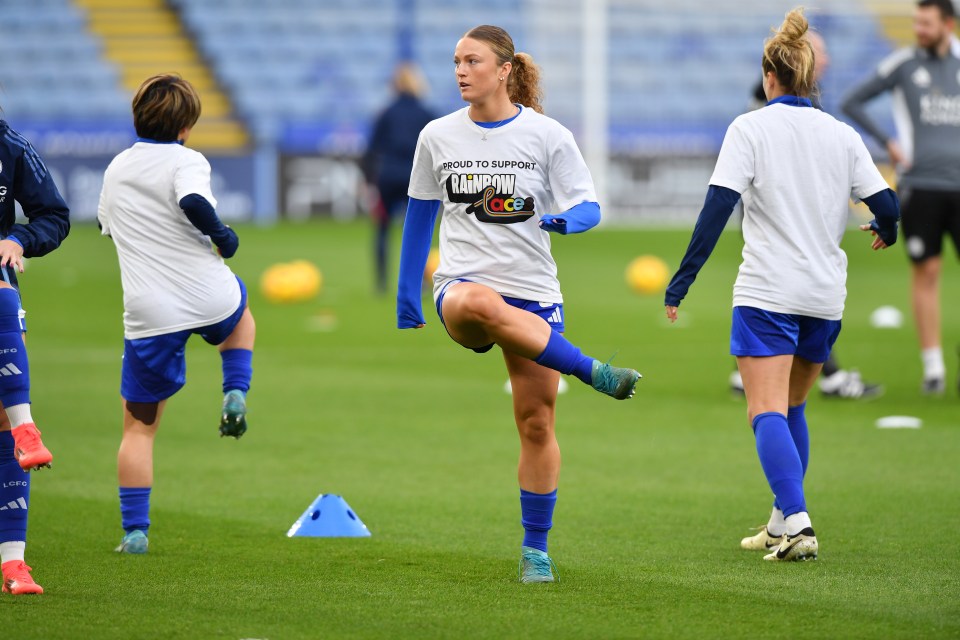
508 52 544 114
762 7 818 98
464 25 545 113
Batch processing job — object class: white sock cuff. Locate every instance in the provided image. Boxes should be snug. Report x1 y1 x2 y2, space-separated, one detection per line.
0 540 26 564
921 347 946 379
785 511 813 536
767 507 786 535
5 404 33 430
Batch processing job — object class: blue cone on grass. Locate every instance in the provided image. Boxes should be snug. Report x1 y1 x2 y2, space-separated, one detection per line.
287 493 371 537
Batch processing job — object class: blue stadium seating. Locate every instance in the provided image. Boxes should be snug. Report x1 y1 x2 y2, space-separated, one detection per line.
0 0 894 153
0 0 128 122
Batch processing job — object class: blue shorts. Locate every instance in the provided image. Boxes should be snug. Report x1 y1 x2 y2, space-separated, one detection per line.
730 306 841 363
121 277 248 403
435 279 565 354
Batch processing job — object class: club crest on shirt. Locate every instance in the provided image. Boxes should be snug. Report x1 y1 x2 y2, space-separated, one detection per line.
445 172 535 224
912 67 932 88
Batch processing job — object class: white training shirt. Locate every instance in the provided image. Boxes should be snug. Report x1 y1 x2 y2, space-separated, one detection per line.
709 103 890 320
408 106 597 303
98 141 241 339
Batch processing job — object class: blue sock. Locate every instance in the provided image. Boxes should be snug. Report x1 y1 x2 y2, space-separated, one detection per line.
119 487 151 534
787 402 809 476
534 331 594 384
753 412 806 517
0 431 29 544
221 349 252 394
520 488 557 553
773 402 810 511
0 289 29 407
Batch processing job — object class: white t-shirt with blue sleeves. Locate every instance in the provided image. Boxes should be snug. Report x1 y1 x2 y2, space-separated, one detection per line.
710 103 889 320
98 141 241 339
408 106 596 304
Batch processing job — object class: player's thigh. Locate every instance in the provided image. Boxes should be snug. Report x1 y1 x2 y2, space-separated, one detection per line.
439 282 502 348
503 349 558 434
791 315 838 404
121 333 190 405
218 306 255 351
901 188 946 262
788 357 823 406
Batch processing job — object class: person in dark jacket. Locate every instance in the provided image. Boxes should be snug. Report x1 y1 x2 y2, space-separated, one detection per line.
362 64 436 293
0 117 71 595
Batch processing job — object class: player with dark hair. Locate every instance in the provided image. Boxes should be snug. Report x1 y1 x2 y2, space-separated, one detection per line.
397 25 640 583
99 74 255 555
842 0 960 394
665 8 900 561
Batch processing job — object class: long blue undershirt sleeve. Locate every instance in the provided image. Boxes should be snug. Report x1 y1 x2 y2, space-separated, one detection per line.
539 201 600 235
179 193 238 258
664 185 741 307
862 188 900 247
397 197 441 328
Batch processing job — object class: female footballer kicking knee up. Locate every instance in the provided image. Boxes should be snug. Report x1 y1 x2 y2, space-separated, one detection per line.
664 8 900 562
98 75 255 554
0 117 71 595
397 25 640 583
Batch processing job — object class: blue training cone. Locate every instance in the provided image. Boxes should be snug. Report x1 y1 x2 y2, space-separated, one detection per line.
287 493 371 538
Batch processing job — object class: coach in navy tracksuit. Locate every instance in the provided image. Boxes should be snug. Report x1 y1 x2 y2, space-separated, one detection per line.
361 64 435 293
0 118 70 595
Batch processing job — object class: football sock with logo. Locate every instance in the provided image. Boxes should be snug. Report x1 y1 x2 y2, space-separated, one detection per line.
753 412 806 518
0 431 29 557
520 488 557 553
119 487 151 534
221 349 253 394
534 331 595 384
0 289 30 417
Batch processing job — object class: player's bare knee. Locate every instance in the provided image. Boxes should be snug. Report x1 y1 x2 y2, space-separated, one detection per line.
0 282 12 290
516 410 555 445
457 287 502 325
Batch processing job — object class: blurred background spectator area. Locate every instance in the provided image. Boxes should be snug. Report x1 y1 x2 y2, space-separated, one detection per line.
0 0 928 223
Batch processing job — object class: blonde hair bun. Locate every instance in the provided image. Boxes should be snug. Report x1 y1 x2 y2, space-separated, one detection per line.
762 7 817 97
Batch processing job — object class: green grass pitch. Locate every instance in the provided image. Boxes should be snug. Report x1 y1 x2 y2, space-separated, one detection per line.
5 220 959 639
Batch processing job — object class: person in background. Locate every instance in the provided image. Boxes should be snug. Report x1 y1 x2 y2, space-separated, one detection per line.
842 0 960 395
362 63 436 294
